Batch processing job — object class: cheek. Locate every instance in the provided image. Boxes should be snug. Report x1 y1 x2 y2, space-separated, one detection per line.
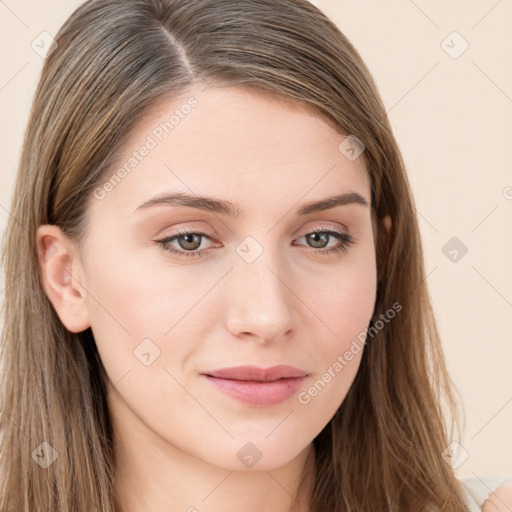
316 270 376 335
85 228 196 326
83 241 230 405
296 249 376 413
308 243 377 345
82 243 182 377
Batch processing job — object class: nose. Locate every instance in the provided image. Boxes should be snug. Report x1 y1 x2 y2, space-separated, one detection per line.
224 252 296 344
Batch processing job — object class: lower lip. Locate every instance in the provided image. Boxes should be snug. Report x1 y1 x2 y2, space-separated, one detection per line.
202 375 307 406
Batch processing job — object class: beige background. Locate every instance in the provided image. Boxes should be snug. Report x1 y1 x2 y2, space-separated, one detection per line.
0 0 510 479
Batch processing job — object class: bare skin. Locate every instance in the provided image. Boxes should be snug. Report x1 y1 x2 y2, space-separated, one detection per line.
37 85 391 512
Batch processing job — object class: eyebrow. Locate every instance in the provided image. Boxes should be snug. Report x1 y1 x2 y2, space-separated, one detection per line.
133 191 369 217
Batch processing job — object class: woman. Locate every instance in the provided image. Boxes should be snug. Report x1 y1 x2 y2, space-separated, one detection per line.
0 0 510 510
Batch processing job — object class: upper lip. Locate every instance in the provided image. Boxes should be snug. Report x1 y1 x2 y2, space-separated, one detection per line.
202 365 308 382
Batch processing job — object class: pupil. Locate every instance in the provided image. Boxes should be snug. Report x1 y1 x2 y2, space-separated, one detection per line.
307 232 328 248
181 234 201 250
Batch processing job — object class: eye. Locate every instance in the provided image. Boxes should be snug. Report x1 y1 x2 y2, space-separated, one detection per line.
154 227 355 259
154 228 216 258
294 228 355 256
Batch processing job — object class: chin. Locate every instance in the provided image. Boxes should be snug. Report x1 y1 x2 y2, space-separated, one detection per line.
199 437 309 472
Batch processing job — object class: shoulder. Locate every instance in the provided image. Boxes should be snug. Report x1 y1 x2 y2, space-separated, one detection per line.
458 475 512 511
482 481 512 512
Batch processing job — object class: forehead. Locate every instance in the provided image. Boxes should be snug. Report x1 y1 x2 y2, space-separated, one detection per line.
91 85 371 217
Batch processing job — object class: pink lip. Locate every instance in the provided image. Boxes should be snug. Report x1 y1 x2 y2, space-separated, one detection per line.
201 365 308 407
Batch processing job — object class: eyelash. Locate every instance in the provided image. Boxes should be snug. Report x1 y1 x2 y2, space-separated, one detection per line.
154 227 355 259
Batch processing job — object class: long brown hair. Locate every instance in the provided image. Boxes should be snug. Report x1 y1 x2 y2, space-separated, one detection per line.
0 0 470 510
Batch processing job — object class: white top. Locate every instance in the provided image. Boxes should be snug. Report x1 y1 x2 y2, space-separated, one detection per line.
459 475 511 511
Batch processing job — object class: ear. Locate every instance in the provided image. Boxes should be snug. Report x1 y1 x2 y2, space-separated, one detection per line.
377 214 392 283
36 224 91 333
382 215 392 248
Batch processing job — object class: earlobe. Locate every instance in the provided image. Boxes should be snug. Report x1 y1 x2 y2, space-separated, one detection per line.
36 224 91 333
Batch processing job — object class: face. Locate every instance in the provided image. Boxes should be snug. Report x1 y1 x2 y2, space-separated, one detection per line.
41 85 378 472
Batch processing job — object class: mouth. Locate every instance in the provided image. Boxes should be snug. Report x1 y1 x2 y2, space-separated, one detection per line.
200 365 308 407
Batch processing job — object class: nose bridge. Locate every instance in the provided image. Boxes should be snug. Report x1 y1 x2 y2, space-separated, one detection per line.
225 236 295 341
